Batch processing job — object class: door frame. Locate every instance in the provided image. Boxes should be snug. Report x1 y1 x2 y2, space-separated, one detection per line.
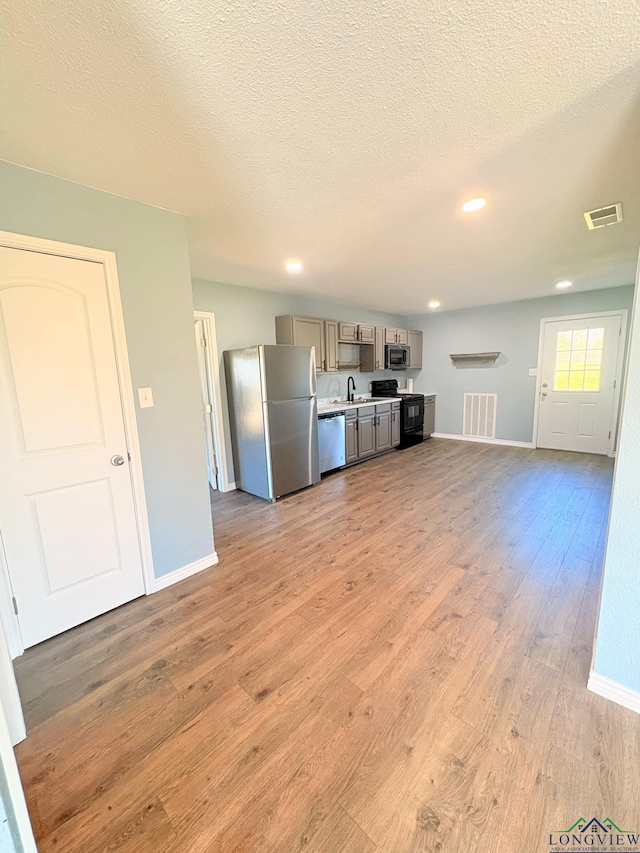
0 622 38 851
532 309 628 457
193 311 231 492
0 230 156 658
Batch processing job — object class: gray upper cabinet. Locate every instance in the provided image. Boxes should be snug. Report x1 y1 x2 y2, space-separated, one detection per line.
408 329 423 369
358 325 385 373
324 320 339 372
338 321 358 343
374 326 385 370
385 327 409 345
275 315 325 372
357 324 375 343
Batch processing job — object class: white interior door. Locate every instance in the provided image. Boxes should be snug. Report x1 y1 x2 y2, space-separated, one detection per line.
537 314 622 454
194 319 218 490
0 247 145 648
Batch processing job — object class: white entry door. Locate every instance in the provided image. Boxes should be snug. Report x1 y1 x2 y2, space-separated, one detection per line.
194 318 218 490
0 247 145 648
537 313 623 454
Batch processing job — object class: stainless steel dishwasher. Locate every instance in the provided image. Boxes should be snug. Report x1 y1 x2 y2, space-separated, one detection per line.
318 411 346 473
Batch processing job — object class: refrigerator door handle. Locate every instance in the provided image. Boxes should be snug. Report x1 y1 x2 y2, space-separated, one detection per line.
268 396 315 404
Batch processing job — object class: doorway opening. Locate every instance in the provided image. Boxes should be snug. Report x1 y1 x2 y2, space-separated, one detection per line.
193 311 229 492
533 310 627 456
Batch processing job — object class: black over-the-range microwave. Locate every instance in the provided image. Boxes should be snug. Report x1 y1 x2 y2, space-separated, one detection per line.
385 344 409 370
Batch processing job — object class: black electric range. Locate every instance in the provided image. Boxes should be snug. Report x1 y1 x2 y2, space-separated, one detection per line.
371 379 424 448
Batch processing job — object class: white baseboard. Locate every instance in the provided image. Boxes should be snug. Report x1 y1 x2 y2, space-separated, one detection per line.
224 481 237 492
432 432 534 449
154 552 218 591
588 671 640 715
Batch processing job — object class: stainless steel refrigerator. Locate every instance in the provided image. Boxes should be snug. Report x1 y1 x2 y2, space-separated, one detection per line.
224 345 320 501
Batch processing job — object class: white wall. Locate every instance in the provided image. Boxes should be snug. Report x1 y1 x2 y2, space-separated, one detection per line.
592 266 640 694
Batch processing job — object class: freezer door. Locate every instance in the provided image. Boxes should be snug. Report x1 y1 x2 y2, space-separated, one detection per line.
265 397 320 497
261 345 316 401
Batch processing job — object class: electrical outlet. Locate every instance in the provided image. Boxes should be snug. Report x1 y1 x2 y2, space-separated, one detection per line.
528 368 538 377
138 387 154 408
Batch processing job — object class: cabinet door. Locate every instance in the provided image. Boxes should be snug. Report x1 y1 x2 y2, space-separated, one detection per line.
345 418 358 463
408 329 423 369
376 410 392 451
338 322 358 343
391 406 401 446
358 324 375 343
357 414 376 457
396 328 409 345
385 328 397 344
291 316 325 372
324 320 339 372
375 326 385 371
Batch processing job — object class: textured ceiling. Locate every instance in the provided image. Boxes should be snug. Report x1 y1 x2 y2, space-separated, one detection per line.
1 0 640 313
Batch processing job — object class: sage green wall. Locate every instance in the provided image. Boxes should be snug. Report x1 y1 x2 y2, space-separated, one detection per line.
409 285 635 443
191 277 411 484
0 161 214 578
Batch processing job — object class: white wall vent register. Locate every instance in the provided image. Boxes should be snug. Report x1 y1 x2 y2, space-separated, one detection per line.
583 203 623 230
463 393 497 439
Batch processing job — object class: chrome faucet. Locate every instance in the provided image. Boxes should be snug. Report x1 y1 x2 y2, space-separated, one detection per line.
347 376 356 403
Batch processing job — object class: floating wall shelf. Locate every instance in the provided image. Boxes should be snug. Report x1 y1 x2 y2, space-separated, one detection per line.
450 352 501 367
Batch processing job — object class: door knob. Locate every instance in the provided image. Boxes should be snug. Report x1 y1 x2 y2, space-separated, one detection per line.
541 392 547 398
111 454 125 466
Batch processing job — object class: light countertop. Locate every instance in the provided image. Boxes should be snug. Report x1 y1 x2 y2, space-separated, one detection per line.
317 397 402 415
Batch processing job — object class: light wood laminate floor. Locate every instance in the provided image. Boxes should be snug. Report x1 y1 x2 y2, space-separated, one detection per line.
14 440 640 852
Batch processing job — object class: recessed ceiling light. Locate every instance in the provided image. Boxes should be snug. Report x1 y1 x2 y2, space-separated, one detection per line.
285 260 303 274
461 197 487 213
428 300 441 309
556 280 573 290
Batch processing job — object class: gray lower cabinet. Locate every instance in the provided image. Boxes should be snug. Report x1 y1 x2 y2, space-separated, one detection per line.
357 406 376 458
391 402 401 446
423 395 436 438
375 403 392 452
345 412 358 463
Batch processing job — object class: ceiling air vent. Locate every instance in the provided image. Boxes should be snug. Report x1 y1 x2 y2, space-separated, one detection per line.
584 203 623 230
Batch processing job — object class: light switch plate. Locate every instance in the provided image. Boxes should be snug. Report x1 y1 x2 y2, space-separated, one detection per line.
138 387 154 408
528 368 538 377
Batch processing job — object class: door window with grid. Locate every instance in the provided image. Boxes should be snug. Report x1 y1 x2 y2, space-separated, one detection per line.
553 328 604 392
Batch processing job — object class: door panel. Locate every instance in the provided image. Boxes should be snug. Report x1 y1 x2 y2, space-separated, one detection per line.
194 319 217 489
537 315 621 454
0 247 144 647
1 284 103 452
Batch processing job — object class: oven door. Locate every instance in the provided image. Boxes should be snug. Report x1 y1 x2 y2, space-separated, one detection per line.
402 397 424 433
385 345 409 370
